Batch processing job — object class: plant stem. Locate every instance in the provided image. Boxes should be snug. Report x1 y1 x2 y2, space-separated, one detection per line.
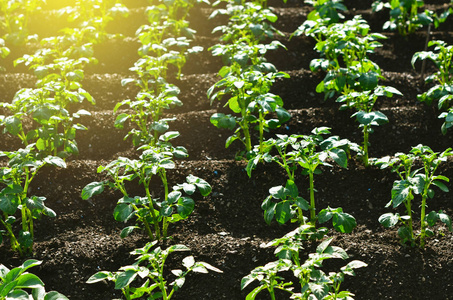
363 125 369 167
419 193 428 248
259 111 264 153
145 185 161 240
1 217 22 256
309 170 316 226
160 170 169 238
404 191 414 241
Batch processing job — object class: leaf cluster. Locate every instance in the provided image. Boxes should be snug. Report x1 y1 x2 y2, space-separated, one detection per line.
87 241 222 300
208 0 290 154
412 40 453 134
248 127 359 233
0 259 68 300
373 144 453 247
372 0 451 36
242 232 367 300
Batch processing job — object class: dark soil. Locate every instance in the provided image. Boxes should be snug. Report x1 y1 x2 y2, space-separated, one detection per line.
0 1 452 299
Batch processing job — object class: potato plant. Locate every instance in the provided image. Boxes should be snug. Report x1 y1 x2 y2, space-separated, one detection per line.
87 241 222 300
248 127 360 234
0 0 44 45
304 0 347 24
0 145 66 255
0 259 68 299
208 68 290 154
59 0 130 42
242 228 367 300
82 143 211 241
208 0 289 155
372 0 452 36
337 85 402 166
297 15 386 100
412 40 453 134
374 144 452 248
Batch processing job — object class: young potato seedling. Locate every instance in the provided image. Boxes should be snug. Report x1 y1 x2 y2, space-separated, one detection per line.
87 241 222 300
372 0 437 36
412 40 453 134
248 127 360 234
373 144 453 248
0 259 68 299
0 145 66 255
242 228 367 300
81 145 211 241
337 85 402 167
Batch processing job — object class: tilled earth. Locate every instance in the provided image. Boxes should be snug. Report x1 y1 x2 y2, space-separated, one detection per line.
0 0 452 299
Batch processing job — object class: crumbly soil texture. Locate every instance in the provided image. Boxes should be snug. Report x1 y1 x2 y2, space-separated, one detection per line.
0 0 453 299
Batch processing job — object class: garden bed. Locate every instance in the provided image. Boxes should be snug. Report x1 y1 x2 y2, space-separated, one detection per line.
0 0 452 299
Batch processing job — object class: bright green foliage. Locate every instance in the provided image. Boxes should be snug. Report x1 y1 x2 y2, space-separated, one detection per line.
372 0 450 36
242 230 367 300
0 0 44 45
248 127 360 233
373 144 453 248
87 241 222 300
208 0 289 156
305 0 347 24
81 146 211 241
0 145 66 255
412 40 453 134
296 16 387 100
211 1 282 44
59 0 130 42
0 259 68 300
208 68 290 154
337 85 402 166
115 77 182 147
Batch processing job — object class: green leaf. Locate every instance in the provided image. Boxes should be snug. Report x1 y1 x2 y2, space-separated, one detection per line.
329 148 347 168
245 285 266 300
81 182 104 200
181 183 196 195
159 131 179 141
44 156 67 168
295 197 309 210
379 213 400 227
43 291 69 300
114 113 129 129
354 111 388 126
120 226 139 238
285 180 298 198
210 113 236 130
398 226 412 242
177 197 194 218
432 180 449 192
113 204 134 222
168 191 181 204
426 211 439 227
241 274 256 290
275 202 291 224
438 211 452 231
318 207 333 224
391 180 411 208
15 273 44 288
308 282 329 299
263 202 276 225
332 211 357 233
186 175 211 196
228 96 241 113
115 270 137 290
359 72 379 90
6 289 29 299
269 185 286 200
0 194 19 215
